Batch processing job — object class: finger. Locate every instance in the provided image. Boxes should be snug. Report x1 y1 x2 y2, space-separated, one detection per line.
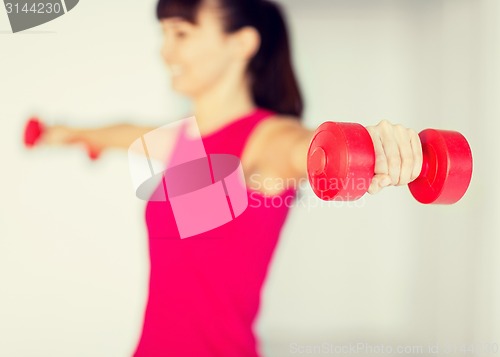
368 181 378 195
379 122 401 185
366 126 388 176
368 174 392 194
368 176 382 195
394 125 413 186
409 129 423 181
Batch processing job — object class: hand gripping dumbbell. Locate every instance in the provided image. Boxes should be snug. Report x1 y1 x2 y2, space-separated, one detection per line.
24 117 101 160
307 122 473 204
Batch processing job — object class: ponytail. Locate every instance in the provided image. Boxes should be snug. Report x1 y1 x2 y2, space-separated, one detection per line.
248 0 303 117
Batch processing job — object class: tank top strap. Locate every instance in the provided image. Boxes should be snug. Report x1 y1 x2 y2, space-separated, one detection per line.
202 108 276 158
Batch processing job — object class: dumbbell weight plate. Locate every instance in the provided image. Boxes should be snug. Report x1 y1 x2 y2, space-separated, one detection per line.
307 122 375 201
24 117 44 147
408 129 473 204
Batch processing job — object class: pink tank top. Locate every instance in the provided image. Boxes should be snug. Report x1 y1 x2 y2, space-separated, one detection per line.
133 108 296 357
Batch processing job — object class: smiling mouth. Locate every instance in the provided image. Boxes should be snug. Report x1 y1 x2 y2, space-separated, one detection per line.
169 65 184 77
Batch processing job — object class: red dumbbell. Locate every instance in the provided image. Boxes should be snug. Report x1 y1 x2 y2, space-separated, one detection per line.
307 122 473 204
23 117 101 160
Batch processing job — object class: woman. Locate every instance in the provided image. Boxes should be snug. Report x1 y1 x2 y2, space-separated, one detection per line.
40 0 423 355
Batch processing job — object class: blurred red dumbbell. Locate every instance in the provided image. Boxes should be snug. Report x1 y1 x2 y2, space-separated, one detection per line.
23 117 101 161
307 122 473 204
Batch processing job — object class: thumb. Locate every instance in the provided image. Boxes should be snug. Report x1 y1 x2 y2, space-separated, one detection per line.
368 174 392 195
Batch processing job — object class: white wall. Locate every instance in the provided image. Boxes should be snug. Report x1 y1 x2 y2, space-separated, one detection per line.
1 1 499 356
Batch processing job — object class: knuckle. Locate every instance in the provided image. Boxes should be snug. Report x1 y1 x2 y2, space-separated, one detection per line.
395 124 406 132
411 130 422 147
378 119 391 129
408 128 418 137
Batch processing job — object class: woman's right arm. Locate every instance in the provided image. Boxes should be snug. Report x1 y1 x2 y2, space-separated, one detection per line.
42 123 157 152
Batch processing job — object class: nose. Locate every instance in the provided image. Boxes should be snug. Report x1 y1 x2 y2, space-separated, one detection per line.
160 31 178 65
161 41 172 64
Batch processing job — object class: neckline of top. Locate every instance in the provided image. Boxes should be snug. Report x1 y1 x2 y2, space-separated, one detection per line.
196 107 274 139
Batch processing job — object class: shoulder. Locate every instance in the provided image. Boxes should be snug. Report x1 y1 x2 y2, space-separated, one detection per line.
254 114 303 134
241 114 306 170
245 114 304 150
245 114 303 152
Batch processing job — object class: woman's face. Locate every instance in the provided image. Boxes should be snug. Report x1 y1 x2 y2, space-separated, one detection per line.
160 6 238 98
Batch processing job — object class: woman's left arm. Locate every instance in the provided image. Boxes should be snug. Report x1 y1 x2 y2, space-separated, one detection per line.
256 117 423 194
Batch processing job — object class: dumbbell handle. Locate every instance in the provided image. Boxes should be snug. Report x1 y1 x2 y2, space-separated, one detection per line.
24 117 101 161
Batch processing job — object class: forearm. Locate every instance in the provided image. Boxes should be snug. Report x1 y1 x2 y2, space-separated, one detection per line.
74 124 156 151
43 123 156 151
